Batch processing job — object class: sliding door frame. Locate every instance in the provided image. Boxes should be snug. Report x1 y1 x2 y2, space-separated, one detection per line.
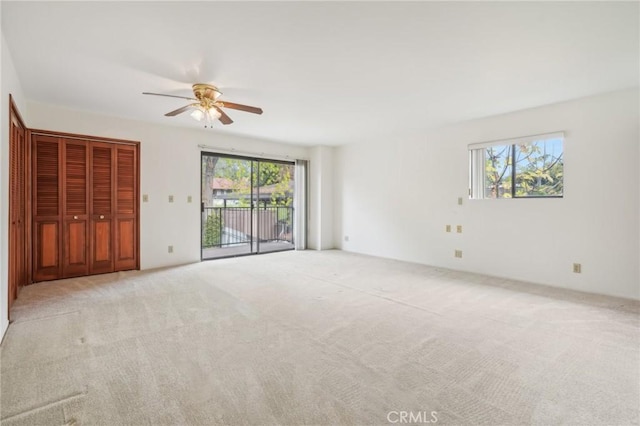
200 151 295 261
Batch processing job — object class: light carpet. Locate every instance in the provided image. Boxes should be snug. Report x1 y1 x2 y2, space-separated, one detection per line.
1 250 639 425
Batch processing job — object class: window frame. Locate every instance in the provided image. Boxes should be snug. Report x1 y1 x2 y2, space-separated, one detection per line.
469 132 564 200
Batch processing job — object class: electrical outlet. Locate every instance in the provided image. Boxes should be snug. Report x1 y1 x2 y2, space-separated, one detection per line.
455 250 463 258
446 225 451 233
573 263 581 273
187 195 192 203
458 197 463 205
344 235 349 242
168 245 173 254
168 195 174 203
456 225 463 233
142 194 149 202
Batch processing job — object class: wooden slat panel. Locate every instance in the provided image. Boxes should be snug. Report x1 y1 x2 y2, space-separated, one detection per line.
92 146 112 215
65 143 87 215
18 127 26 220
17 126 27 287
35 140 60 217
9 113 21 309
116 148 135 214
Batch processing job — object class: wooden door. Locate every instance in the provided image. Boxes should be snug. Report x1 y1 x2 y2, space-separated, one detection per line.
33 135 62 282
9 101 27 312
30 131 139 283
114 145 138 271
89 142 115 274
62 140 90 278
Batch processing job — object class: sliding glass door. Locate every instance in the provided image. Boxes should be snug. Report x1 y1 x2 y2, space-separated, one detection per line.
201 153 295 260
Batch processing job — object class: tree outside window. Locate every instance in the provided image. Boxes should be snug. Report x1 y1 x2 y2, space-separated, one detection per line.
471 134 563 199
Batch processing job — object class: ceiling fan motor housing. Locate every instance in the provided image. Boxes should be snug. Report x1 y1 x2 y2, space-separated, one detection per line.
193 83 221 101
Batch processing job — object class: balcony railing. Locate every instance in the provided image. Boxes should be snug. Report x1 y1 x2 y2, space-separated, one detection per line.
202 206 294 248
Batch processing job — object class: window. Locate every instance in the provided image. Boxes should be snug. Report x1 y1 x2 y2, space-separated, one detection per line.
469 132 564 199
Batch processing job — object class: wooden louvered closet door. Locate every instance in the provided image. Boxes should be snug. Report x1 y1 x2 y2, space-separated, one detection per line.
32 132 139 283
9 103 27 311
63 140 90 278
33 135 63 282
114 145 138 271
90 142 115 275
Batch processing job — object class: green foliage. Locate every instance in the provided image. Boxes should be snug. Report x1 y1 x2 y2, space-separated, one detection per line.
257 162 282 186
202 213 223 248
484 140 563 198
202 156 219 207
270 167 292 207
276 208 290 221
485 145 512 198
214 158 293 207
514 143 563 196
214 158 252 206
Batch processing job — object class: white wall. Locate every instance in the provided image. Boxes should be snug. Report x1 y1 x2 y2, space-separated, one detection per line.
308 145 334 250
334 89 640 300
27 102 309 271
1 32 28 339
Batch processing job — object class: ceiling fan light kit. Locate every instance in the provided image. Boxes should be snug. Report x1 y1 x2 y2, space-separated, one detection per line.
142 83 263 127
190 106 221 121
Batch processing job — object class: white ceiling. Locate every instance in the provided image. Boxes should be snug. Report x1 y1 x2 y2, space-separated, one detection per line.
2 1 638 146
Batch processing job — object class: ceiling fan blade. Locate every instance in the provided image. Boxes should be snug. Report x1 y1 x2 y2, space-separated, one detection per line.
215 106 233 125
143 92 197 101
165 103 197 117
217 101 263 115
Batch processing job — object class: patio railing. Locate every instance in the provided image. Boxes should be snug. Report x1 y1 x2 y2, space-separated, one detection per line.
202 206 294 248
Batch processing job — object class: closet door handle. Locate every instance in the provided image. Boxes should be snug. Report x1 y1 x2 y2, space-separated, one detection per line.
73 215 78 220
99 215 105 219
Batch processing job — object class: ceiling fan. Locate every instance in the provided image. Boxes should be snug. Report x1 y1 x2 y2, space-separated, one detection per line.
143 83 263 127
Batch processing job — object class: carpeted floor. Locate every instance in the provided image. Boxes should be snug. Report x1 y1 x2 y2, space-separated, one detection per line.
1 250 639 425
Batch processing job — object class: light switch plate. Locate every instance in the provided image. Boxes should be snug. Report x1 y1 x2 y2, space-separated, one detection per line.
446 225 451 232
187 195 192 203
168 195 174 203
142 194 149 202
456 225 462 233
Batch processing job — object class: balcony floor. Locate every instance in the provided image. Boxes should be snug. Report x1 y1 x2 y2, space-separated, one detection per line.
202 241 294 259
